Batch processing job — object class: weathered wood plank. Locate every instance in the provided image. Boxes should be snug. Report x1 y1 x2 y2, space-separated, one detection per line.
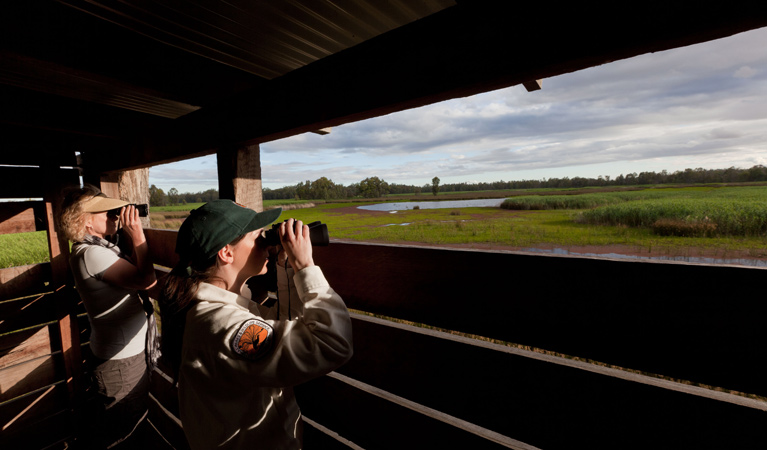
0 264 51 300
0 325 52 369
313 242 767 397
302 416 364 450
0 353 62 403
320 315 766 450
0 201 45 234
0 382 69 438
0 291 57 333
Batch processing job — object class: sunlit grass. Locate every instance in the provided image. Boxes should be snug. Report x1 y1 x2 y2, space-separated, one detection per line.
0 231 50 268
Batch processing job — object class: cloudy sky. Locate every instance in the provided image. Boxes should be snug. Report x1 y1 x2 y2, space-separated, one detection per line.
149 27 767 193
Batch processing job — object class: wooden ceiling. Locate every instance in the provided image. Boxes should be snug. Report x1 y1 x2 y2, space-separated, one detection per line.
1 1 766 176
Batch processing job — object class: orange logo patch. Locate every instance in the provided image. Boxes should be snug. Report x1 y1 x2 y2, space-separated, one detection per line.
232 319 274 360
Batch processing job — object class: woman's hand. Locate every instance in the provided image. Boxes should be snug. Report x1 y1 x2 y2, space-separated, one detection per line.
278 218 315 272
119 205 147 247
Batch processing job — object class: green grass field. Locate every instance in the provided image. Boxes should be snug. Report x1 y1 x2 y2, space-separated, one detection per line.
3 185 767 268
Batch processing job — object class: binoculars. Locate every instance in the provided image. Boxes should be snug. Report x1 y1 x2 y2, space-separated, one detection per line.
262 220 329 246
107 204 149 217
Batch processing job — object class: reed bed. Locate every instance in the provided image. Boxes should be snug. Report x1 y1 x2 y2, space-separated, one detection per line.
500 191 667 210
502 186 767 237
581 198 767 237
577 187 767 237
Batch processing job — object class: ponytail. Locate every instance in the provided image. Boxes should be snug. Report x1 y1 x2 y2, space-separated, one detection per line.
158 260 219 380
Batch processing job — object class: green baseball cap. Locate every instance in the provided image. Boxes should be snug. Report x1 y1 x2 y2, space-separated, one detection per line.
175 200 282 267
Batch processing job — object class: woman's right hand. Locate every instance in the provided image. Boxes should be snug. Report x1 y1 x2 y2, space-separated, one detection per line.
278 218 315 272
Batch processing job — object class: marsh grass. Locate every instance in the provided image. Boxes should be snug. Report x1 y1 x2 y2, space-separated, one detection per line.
579 186 767 237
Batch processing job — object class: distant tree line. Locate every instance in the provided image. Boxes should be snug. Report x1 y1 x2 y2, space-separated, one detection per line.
263 176 394 200
421 165 767 192
153 165 767 205
149 185 219 206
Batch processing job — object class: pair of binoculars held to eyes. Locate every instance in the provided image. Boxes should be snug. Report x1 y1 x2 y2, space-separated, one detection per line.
262 220 329 247
107 204 149 217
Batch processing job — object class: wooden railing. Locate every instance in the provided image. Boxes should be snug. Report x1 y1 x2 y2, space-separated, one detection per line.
2 224 766 449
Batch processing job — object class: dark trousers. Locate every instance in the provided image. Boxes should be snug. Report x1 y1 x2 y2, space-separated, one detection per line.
77 352 150 449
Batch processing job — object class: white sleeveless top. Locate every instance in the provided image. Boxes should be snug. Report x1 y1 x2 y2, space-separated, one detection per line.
70 242 147 360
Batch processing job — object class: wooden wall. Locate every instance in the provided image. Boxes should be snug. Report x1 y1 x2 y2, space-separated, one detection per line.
0 167 158 449
143 230 767 450
0 166 82 449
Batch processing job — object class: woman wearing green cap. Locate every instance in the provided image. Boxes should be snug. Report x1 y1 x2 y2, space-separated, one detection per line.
159 199 353 450
59 184 158 448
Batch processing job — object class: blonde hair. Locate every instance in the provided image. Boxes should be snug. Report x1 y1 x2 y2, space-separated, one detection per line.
58 184 101 242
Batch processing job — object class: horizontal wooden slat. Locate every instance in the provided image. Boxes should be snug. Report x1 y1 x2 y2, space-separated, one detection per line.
0 166 80 199
149 367 180 419
318 315 766 450
302 416 364 450
0 325 53 368
0 264 51 301
295 375 527 450
147 391 190 450
0 353 63 402
0 201 45 234
0 407 73 450
0 382 69 438
0 291 56 333
313 242 767 397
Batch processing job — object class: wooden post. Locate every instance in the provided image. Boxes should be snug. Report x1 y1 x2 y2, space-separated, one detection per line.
41 165 82 400
96 169 150 228
217 143 264 211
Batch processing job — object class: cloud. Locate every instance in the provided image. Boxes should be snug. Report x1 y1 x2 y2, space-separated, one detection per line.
734 65 757 78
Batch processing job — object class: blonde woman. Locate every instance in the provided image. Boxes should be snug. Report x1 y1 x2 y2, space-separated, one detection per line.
159 200 353 450
59 184 157 449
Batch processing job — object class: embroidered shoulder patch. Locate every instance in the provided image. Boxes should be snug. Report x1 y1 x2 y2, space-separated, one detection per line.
232 319 274 360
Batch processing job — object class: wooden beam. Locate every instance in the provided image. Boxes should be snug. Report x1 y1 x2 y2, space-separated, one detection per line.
0 201 45 235
0 167 80 199
522 79 542 91
0 264 51 301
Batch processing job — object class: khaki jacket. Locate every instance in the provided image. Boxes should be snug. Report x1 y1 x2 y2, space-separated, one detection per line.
179 265 353 450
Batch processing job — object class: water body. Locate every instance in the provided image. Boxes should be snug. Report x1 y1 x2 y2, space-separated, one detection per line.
520 247 767 268
358 198 505 211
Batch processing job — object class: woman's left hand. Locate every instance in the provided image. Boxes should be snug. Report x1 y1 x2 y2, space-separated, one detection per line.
119 205 146 246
